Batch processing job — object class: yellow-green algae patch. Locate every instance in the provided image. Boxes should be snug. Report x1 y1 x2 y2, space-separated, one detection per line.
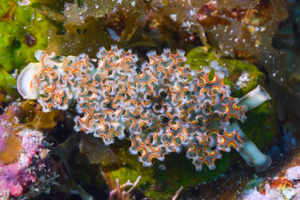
101 140 243 198
0 0 60 73
186 45 267 97
0 67 19 99
221 59 266 97
238 100 277 149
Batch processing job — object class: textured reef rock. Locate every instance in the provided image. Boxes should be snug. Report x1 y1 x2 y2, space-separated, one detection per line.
0 129 47 199
239 164 300 200
0 102 56 199
240 177 299 200
17 46 272 174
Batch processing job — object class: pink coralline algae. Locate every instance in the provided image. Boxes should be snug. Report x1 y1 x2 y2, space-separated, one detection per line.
0 104 53 199
0 128 48 198
0 130 36 198
239 166 300 200
17 45 272 172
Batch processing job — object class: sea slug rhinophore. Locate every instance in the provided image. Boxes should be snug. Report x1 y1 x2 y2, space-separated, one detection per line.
17 45 272 172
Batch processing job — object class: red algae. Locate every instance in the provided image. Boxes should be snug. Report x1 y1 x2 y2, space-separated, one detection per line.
0 102 56 199
0 127 51 198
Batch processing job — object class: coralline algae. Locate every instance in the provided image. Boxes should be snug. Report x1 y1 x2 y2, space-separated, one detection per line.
0 103 53 199
17 46 272 172
239 166 300 200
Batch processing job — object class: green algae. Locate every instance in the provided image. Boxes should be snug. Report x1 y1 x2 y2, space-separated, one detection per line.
239 100 277 149
78 133 124 167
102 140 158 197
186 45 266 97
101 140 235 199
186 45 218 70
221 59 266 97
0 0 60 73
0 67 19 99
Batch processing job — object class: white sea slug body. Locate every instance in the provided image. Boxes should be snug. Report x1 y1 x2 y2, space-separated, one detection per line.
17 46 272 172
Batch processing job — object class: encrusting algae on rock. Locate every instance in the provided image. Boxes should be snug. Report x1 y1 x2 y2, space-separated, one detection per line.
17 45 272 172
0 102 57 199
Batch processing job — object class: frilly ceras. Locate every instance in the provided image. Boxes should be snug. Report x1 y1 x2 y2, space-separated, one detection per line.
17 45 272 172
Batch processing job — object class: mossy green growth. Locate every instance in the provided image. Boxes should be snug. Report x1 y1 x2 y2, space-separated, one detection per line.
238 99 277 149
186 45 235 89
0 0 60 73
186 45 218 70
220 59 266 98
0 67 19 99
102 140 160 198
103 139 238 199
186 45 266 97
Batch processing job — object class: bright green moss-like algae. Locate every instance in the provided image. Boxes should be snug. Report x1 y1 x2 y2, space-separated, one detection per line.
0 0 60 73
0 0 61 103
